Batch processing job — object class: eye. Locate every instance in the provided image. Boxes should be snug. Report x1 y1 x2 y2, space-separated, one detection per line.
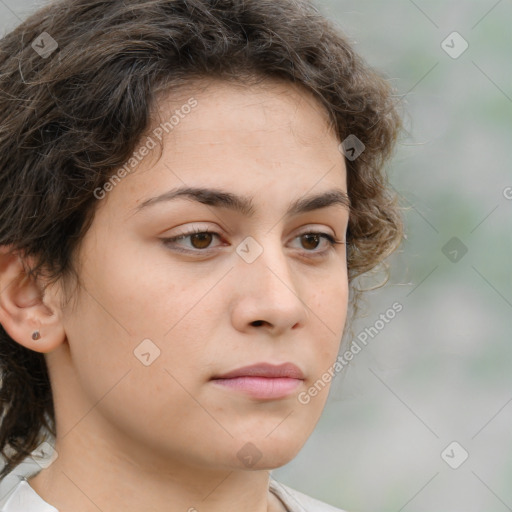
161 228 345 256
162 227 221 253
290 231 342 255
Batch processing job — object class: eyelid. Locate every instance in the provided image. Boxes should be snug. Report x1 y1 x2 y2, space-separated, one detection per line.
294 224 336 238
161 223 345 256
163 223 340 242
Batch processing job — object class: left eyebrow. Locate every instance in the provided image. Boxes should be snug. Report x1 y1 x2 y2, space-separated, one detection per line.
131 186 351 217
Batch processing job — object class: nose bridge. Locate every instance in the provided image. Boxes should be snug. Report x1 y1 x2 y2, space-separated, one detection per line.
235 231 300 302
228 227 314 335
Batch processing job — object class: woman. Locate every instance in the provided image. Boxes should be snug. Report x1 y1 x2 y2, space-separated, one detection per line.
0 0 402 510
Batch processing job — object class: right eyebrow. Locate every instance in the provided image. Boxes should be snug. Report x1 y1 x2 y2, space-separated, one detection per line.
131 186 351 218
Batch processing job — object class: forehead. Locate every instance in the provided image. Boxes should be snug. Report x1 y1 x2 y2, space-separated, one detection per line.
152 77 336 142
99 77 346 217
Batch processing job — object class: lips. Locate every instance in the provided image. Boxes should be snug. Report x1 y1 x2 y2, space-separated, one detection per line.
211 362 304 380
210 362 305 400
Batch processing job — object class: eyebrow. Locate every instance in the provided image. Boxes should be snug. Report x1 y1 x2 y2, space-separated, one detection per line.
132 186 351 217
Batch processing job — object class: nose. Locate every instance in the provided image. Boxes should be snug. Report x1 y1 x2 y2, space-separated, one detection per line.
229 237 310 336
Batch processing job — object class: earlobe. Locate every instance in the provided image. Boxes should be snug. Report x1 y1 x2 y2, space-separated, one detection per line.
0 245 66 354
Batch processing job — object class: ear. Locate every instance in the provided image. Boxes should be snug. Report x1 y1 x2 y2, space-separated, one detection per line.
0 245 66 354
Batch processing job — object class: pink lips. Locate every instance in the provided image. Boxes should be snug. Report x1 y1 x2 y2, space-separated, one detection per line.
210 362 304 400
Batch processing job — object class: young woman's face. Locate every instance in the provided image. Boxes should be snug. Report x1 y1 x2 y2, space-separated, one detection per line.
49 79 349 473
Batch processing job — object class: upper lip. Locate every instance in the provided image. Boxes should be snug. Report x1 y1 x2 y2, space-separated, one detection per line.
212 362 304 380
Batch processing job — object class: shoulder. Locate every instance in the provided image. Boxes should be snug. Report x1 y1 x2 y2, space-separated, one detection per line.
0 478 58 512
269 478 349 512
0 460 57 512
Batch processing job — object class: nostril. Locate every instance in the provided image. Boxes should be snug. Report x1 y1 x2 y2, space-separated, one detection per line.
251 320 265 327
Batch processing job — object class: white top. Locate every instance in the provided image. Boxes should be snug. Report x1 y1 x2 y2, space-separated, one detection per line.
0 472 346 512
0 479 57 512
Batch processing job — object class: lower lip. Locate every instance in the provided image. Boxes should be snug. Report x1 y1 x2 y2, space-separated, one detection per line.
211 377 302 399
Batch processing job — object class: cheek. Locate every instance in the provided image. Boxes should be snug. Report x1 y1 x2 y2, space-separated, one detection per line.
80 241 193 339
309 270 349 339
59 279 214 455
302 271 349 395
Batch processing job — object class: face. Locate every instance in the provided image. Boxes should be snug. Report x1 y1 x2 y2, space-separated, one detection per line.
47 78 349 473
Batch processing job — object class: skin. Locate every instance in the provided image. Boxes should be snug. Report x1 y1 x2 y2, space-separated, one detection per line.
0 78 349 512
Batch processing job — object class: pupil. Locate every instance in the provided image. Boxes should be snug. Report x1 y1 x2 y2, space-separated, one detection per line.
189 233 321 250
303 234 319 250
192 233 212 249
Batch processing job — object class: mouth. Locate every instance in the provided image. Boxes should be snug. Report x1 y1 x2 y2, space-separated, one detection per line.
210 362 304 400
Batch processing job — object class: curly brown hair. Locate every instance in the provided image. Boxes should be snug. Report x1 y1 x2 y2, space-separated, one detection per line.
0 0 402 480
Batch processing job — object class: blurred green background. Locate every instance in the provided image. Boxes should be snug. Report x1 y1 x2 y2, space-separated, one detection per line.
1 0 511 510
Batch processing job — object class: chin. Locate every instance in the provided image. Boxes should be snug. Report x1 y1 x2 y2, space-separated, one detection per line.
227 433 308 471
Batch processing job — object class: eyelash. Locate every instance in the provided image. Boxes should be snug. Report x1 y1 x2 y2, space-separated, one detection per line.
161 227 345 258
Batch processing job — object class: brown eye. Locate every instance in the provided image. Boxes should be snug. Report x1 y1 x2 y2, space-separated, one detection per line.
290 231 339 256
189 232 214 249
300 233 322 251
163 228 340 258
162 228 222 254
